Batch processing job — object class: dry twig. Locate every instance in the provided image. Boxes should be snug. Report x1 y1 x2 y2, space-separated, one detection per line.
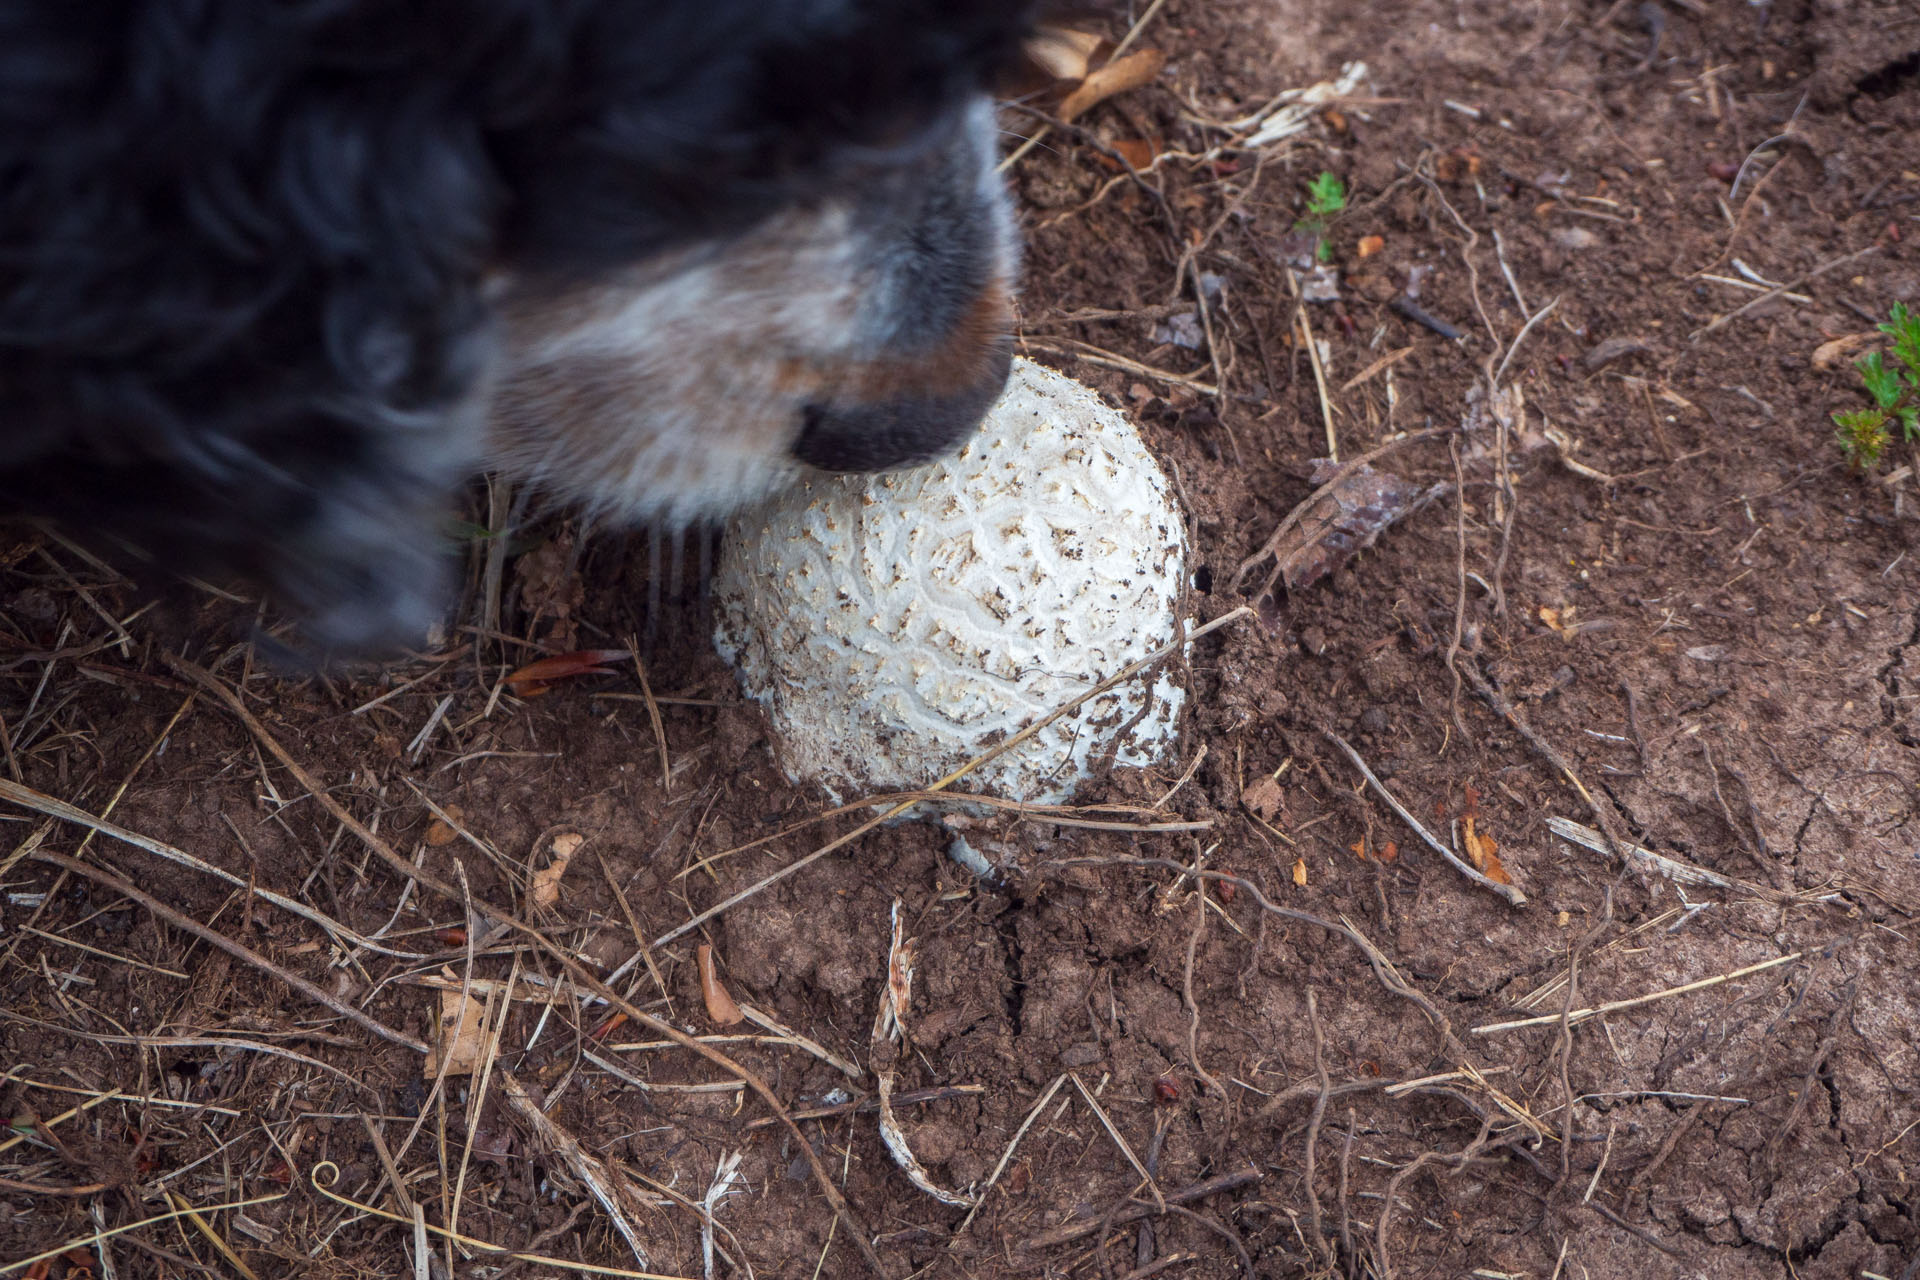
1322 731 1526 905
652 606 1250 948
1473 951 1809 1034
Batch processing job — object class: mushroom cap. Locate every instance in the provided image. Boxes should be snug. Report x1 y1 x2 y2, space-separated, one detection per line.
713 358 1188 804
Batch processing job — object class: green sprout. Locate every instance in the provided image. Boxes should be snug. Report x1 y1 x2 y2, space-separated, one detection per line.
1833 303 1920 469
1294 171 1347 263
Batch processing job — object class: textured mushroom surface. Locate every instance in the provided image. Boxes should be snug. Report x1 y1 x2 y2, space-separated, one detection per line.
713 358 1188 804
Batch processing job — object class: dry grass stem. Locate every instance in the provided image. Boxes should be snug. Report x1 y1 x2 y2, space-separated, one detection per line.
1015 1166 1263 1252
1322 731 1527 906
1293 281 1339 460
951 1072 1068 1240
166 655 898 1279
737 1004 863 1080
1546 816 1796 904
746 1084 987 1133
1338 345 1415 393
1473 951 1808 1034
1071 1071 1165 1211
1228 426 1455 598
5 1191 291 1280
26 847 427 1053
582 1051 744 1096
652 606 1250 949
629 646 672 787
308 1161 681 1279
679 789 1207 882
0 776 433 959
1 1016 375 1092
1018 335 1219 396
1492 294 1560 390
875 1070 977 1208
1688 244 1879 341
499 1071 661 1268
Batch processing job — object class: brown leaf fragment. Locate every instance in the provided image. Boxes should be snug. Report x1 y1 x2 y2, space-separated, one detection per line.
1242 774 1285 822
426 987 488 1077
530 832 582 908
1024 25 1105 82
1462 816 1513 884
425 803 465 847
1274 461 1436 591
1463 815 1486 869
1483 845 1511 885
504 649 630 697
697 944 744 1027
1811 332 1876 371
1102 137 1159 171
1058 48 1166 123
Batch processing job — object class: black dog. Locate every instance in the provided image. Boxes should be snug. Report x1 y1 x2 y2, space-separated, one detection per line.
0 1 1031 650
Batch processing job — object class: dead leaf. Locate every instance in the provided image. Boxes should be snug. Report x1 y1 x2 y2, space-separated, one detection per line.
504 649 630 697
696 944 744 1027
1482 844 1512 885
1378 841 1398 863
1024 25 1105 82
1291 858 1308 887
1463 816 1487 869
871 900 917 1048
1356 234 1385 258
1462 817 1514 885
1271 461 1439 592
1243 775 1284 822
1811 332 1876 371
427 987 488 1077
1338 345 1414 393
530 832 583 908
1103 137 1159 171
425 803 465 847
1058 48 1167 123
1539 605 1577 636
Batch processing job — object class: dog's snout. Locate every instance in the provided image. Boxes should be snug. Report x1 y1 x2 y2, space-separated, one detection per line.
490 94 1019 523
793 340 1013 473
790 98 1017 476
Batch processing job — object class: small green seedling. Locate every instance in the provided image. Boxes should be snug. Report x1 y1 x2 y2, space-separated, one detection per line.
1294 171 1347 263
1833 302 1920 469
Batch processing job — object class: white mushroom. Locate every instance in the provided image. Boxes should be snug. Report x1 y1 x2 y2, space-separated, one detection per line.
713 358 1188 805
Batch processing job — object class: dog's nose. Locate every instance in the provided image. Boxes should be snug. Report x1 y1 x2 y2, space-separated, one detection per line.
791 341 1012 473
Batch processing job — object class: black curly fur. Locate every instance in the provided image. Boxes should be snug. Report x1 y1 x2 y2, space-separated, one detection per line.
0 0 1033 650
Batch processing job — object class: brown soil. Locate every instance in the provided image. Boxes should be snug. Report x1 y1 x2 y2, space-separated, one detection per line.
4 2 1919 1277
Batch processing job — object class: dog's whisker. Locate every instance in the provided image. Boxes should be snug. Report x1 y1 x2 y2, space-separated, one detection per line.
645 520 664 648
667 524 686 604
697 520 715 604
